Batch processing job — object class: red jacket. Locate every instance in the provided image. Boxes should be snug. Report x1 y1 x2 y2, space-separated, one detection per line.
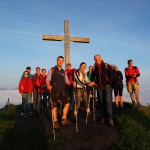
124 66 140 82
65 69 74 90
19 77 33 94
36 75 49 93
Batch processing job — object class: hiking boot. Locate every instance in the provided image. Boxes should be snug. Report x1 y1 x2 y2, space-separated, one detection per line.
132 101 136 107
54 121 60 131
21 112 24 116
100 118 105 124
120 105 123 109
86 112 92 123
61 119 71 125
27 111 33 117
23 113 27 117
108 119 114 127
137 102 141 107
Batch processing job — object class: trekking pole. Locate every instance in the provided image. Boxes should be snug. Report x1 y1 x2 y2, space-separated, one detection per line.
49 95 56 141
92 86 96 123
41 90 44 114
74 89 78 133
86 89 91 125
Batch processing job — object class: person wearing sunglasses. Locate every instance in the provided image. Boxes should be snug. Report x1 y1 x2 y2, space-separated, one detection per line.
19 71 33 117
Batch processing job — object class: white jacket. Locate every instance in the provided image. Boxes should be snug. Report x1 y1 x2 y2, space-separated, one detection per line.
74 70 90 88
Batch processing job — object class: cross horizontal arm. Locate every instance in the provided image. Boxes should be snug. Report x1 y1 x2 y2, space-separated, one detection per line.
43 35 63 41
70 37 90 43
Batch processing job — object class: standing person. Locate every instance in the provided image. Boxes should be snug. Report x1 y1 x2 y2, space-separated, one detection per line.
124 59 141 107
113 65 124 108
21 66 33 115
111 64 115 71
36 69 50 115
87 66 93 81
73 62 92 116
19 71 33 117
91 54 114 127
32 67 41 114
87 66 94 103
46 56 71 130
110 64 115 100
65 63 74 112
21 66 33 79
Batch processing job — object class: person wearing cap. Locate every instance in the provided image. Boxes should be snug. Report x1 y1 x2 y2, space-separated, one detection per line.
21 66 33 79
26 67 33 79
91 54 114 127
112 65 124 108
124 59 141 107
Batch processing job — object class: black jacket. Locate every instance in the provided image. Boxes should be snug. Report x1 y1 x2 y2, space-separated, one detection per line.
91 62 113 88
112 70 123 88
50 66 65 91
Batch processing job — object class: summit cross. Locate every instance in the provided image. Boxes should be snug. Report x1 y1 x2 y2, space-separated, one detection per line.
42 20 90 68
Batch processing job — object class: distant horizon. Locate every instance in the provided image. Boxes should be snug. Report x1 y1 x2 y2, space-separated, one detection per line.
0 87 18 90
0 87 149 109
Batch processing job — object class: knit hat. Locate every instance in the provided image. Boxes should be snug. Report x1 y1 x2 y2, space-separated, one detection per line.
26 66 31 70
114 65 118 69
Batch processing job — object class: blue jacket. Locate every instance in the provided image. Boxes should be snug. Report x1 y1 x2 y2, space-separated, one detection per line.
21 73 32 79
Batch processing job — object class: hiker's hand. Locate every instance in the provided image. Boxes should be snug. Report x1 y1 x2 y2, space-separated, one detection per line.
133 73 137 78
74 110 78 116
88 82 93 86
89 82 95 86
72 82 76 88
47 85 52 91
93 82 98 86
66 81 71 85
86 107 90 113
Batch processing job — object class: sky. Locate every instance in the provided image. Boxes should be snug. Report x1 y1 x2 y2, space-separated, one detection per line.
0 0 150 89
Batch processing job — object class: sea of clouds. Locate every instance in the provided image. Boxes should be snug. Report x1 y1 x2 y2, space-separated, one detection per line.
0 88 150 109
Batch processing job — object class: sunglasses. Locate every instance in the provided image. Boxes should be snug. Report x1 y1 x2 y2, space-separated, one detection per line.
24 74 28 75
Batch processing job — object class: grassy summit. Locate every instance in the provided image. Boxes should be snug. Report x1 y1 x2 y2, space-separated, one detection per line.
0 103 149 150
114 103 150 149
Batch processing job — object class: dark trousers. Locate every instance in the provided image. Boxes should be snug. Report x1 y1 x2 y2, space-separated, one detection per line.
33 87 38 111
97 85 113 120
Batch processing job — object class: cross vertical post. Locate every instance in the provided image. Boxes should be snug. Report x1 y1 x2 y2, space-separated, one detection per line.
64 20 70 68
42 20 90 68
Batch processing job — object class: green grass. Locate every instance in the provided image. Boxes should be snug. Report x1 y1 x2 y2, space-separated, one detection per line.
114 104 150 150
0 103 150 150
0 104 49 150
0 104 17 141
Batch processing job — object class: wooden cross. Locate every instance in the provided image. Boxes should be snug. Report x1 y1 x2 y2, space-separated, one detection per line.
42 20 90 68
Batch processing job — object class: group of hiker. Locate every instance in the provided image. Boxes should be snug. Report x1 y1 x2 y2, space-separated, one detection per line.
18 54 141 130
